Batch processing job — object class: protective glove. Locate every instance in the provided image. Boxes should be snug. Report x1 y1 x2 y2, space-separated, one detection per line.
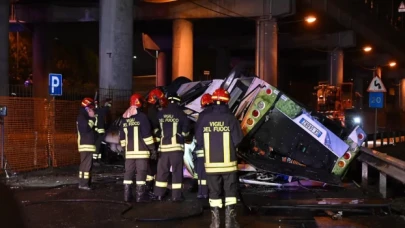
150 149 159 160
191 148 197 162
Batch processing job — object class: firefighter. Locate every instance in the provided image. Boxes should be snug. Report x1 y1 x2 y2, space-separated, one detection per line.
145 88 168 194
93 98 112 164
154 93 190 201
120 93 158 202
195 88 244 228
77 97 98 190
193 93 214 199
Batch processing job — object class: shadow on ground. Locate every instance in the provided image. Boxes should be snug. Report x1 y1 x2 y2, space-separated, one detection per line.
1 163 405 227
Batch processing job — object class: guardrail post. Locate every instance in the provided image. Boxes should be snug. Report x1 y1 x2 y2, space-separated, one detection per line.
393 131 396 145
380 132 384 146
379 172 387 198
362 162 368 188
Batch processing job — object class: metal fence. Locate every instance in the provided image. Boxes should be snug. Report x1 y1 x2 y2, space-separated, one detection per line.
0 86 134 174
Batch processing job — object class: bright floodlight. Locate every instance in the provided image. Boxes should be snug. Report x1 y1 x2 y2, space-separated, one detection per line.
133 56 137 59
389 61 396 67
363 46 372 52
305 16 317 23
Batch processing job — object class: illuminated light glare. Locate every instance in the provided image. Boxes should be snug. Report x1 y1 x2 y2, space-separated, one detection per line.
358 133 364 140
389 61 397 67
363 46 372 52
143 0 177 3
338 160 346 168
133 56 137 59
343 152 351 160
305 16 317 23
246 118 254 126
252 110 260 118
257 101 266 110
266 88 272 95
353 117 361 124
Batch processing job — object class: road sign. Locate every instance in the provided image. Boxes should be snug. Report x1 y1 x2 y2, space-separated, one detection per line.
367 76 387 92
49 73 63 96
399 1 405 12
369 92 384 108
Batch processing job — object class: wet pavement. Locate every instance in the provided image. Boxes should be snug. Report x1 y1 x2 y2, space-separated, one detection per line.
2 164 405 228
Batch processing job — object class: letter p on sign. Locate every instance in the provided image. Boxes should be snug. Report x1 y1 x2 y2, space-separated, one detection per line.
49 73 63 96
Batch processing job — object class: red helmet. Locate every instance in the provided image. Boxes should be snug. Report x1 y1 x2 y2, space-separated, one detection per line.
201 93 213 107
130 93 144 108
148 88 165 105
212 88 230 104
81 97 94 109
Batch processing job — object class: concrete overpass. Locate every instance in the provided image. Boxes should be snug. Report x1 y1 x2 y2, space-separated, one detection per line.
1 0 405 104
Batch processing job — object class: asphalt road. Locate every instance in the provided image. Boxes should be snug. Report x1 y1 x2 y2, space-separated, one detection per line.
1 164 404 228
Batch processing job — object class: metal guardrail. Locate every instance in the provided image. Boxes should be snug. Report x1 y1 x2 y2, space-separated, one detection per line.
364 131 405 148
357 147 405 198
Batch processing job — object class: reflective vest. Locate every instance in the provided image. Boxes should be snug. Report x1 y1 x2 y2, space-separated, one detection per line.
76 111 97 153
194 105 214 158
158 103 190 152
195 104 243 174
94 106 110 134
119 111 155 159
146 105 161 143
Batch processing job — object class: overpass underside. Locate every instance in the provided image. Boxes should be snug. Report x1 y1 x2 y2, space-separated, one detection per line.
0 0 404 105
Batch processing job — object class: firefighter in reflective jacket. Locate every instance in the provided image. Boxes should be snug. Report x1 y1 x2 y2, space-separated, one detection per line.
77 97 98 190
120 94 158 202
195 88 243 228
154 93 190 201
145 88 168 193
193 93 214 199
93 98 112 163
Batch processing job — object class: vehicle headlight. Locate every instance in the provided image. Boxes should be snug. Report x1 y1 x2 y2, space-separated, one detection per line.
353 117 361 124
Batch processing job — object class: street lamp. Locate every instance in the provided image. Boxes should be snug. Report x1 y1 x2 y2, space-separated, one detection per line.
363 46 372 52
279 15 317 25
143 0 177 3
389 61 397 67
305 16 317 23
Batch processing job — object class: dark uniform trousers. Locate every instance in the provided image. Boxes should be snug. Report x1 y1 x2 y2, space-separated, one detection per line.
196 157 208 196
154 151 184 198
207 172 238 208
123 159 148 185
146 159 157 182
94 134 104 160
79 152 93 186
146 142 159 183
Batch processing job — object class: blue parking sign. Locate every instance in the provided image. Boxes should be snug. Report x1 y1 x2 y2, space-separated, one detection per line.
369 92 383 108
49 73 63 96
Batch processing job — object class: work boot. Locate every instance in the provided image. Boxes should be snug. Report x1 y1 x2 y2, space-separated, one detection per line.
78 185 92 191
136 185 151 203
225 205 240 228
171 194 185 202
210 207 220 228
197 194 208 199
78 179 93 191
146 181 154 193
124 184 133 202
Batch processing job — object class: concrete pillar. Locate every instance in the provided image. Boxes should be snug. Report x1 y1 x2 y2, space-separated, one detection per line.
354 77 364 109
400 79 405 111
374 67 382 78
328 49 344 86
255 17 278 86
156 52 167 87
32 23 50 98
172 19 193 81
216 48 230 79
0 0 9 96
99 0 133 96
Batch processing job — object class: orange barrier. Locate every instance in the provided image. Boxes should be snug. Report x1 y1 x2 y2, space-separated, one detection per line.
0 93 133 173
